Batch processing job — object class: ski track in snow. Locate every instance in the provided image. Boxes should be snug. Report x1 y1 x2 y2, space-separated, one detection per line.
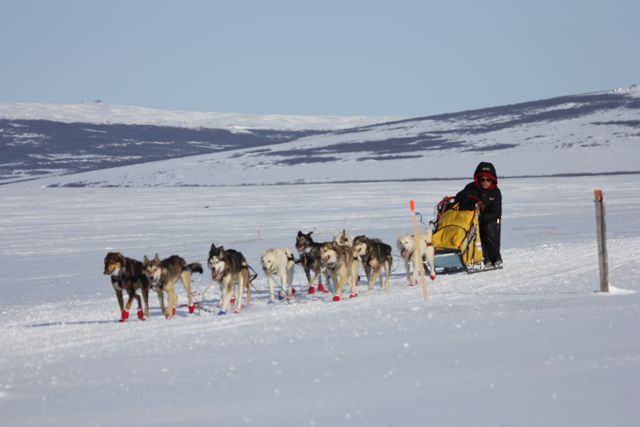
1 175 639 426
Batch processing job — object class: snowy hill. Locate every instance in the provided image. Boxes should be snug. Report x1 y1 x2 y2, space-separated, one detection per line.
0 103 400 185
2 85 640 186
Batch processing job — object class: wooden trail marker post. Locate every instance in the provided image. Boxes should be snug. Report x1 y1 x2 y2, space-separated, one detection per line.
594 189 610 293
409 200 429 302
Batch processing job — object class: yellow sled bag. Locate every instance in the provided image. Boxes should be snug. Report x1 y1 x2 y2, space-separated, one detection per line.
432 208 484 267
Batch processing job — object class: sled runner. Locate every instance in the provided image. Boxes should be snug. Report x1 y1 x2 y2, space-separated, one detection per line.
430 196 487 274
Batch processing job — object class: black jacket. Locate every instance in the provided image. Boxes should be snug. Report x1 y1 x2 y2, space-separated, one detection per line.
454 182 502 223
454 162 502 223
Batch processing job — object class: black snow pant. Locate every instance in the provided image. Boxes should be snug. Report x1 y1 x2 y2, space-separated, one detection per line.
480 218 502 264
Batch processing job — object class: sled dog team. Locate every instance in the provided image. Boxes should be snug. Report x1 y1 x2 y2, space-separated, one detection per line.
103 229 436 321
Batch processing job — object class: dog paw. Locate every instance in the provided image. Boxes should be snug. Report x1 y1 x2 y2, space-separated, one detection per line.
119 310 129 322
317 283 326 293
430 274 437 281
188 304 196 314
217 310 226 316
308 285 315 295
230 297 236 305
332 295 341 302
349 293 358 299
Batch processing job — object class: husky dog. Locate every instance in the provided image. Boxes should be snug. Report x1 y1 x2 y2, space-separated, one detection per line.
261 247 296 302
319 242 357 301
103 252 150 322
333 229 354 247
295 231 330 294
397 228 436 285
352 235 393 290
143 254 203 319
208 243 252 314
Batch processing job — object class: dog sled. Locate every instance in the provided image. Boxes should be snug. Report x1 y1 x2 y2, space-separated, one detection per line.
430 196 488 274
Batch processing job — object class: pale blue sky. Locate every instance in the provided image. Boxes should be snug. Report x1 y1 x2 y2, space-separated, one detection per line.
1 0 638 116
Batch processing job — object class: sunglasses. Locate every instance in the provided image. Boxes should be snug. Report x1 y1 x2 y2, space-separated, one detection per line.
479 178 493 183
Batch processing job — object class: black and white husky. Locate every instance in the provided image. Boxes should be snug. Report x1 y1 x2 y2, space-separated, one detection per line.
208 243 251 314
295 231 330 294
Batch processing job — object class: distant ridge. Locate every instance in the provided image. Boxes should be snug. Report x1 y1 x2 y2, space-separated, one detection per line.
2 85 639 186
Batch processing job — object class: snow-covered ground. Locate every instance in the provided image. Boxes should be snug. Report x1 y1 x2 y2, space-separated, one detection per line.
1 174 639 426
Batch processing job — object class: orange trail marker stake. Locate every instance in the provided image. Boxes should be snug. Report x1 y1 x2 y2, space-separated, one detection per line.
409 199 429 302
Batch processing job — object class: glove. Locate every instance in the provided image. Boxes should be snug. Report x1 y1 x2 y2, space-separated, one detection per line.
476 200 485 211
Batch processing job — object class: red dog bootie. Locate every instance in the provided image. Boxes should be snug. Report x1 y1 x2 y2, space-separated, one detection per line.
188 304 196 314
120 310 129 322
137 309 144 320
308 285 315 295
332 295 341 302
317 283 327 293
230 297 236 305
349 293 358 299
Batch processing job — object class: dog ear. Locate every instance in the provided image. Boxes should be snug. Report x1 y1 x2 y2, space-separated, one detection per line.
154 253 160 261
143 255 149 263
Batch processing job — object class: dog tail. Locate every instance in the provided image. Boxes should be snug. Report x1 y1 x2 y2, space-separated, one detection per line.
187 263 204 274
